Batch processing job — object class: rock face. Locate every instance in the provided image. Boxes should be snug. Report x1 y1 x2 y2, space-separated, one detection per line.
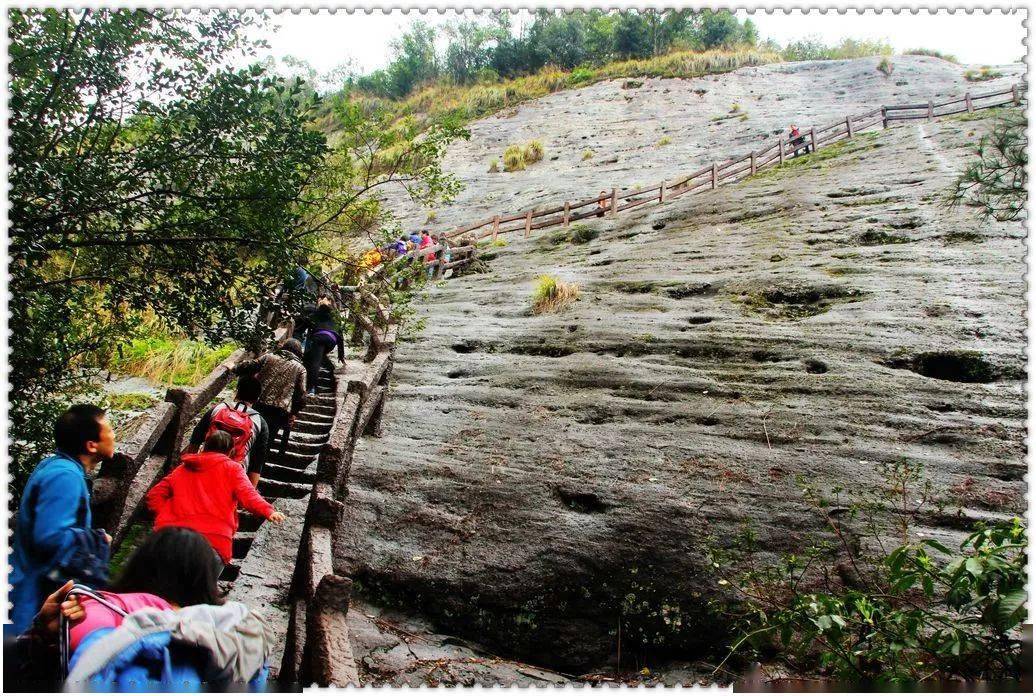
337 58 1026 677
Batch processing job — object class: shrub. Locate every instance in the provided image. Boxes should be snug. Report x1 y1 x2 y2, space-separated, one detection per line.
582 149 594 160
964 66 1003 82
568 224 599 245
877 57 894 77
105 392 159 412
532 275 579 314
904 48 959 63
711 461 1028 684
524 139 545 164
503 144 526 172
425 210 437 222
657 135 672 146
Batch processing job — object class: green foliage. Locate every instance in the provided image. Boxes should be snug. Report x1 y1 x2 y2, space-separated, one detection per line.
713 461 1027 684
109 337 237 386
488 158 500 173
568 224 600 245
782 36 893 62
582 149 594 160
950 110 1026 222
104 392 160 412
904 48 959 63
877 57 894 77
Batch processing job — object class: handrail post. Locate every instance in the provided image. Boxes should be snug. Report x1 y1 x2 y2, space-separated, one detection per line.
965 92 974 113
750 150 756 175
610 188 617 214
1012 84 1020 105
492 215 499 242
711 162 717 189
810 127 818 153
845 115 853 138
927 100 934 121
659 180 666 203
563 201 570 227
778 137 785 164
881 106 888 129
524 210 532 238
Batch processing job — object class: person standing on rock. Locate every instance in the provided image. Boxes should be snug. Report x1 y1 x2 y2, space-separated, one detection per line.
231 339 308 462
8 405 116 633
187 375 270 487
597 190 609 217
301 297 345 395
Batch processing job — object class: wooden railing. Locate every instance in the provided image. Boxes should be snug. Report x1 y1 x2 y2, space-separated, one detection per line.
428 84 1023 247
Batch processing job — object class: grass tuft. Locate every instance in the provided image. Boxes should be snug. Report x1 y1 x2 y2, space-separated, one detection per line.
532 275 580 314
503 144 526 172
111 337 237 386
964 66 1003 82
523 140 545 164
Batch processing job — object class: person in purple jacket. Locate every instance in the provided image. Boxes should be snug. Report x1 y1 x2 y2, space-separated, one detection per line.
301 297 345 395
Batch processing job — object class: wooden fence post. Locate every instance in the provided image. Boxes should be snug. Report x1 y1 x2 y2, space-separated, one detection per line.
809 127 817 153
610 188 617 214
659 180 666 203
965 93 974 113
524 210 532 238
492 215 499 241
845 115 853 138
750 151 756 175
778 138 785 164
711 163 718 189
927 100 934 121
881 106 888 129
563 201 570 227
1012 84 1020 105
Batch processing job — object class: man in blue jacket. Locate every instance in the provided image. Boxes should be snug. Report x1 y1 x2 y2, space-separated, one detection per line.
8 404 115 633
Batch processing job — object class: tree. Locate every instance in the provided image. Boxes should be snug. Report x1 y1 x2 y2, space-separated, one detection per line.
951 111 1027 222
697 10 742 49
443 20 503 85
6 9 465 495
613 11 653 59
385 21 440 97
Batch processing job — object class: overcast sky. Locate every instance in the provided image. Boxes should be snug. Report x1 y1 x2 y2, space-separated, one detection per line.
254 7 1027 77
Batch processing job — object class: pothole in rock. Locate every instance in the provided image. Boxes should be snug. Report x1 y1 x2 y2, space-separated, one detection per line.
664 282 715 299
452 340 483 354
652 221 667 230
803 358 829 374
750 349 788 363
881 350 1002 383
686 316 716 325
556 488 611 514
736 282 867 320
507 342 578 358
856 230 911 246
447 368 470 379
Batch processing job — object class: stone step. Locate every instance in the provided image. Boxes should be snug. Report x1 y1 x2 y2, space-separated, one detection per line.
263 462 316 485
301 403 336 417
258 478 311 500
219 562 241 582
239 512 264 533
268 450 316 470
292 418 335 435
232 533 256 559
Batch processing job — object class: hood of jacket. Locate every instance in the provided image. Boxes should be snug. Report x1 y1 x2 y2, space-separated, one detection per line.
180 450 234 472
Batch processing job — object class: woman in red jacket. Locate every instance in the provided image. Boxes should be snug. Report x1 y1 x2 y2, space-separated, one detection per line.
146 432 285 571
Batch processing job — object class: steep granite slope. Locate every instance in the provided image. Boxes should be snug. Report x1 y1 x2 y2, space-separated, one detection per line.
339 62 1025 678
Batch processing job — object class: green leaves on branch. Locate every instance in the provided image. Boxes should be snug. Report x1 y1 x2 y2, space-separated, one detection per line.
950 110 1027 222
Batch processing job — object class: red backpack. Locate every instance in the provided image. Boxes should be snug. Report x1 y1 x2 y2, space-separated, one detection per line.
206 402 255 463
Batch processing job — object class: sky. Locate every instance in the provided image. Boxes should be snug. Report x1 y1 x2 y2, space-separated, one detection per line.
254 7 1027 78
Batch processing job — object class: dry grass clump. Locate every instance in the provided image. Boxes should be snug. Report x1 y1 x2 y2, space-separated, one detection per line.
532 274 579 314
502 140 546 172
657 136 672 147
904 48 959 63
503 144 526 172
582 149 594 160
523 140 545 164
488 158 500 173
964 66 1003 82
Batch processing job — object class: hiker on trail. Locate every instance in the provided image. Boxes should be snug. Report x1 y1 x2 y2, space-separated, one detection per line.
53 527 272 691
301 297 345 395
360 246 383 270
232 339 307 460
597 190 609 217
187 375 269 487
789 125 809 156
408 230 423 246
147 432 285 573
8 405 116 633
392 236 408 257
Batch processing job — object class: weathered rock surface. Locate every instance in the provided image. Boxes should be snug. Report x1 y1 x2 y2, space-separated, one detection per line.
338 58 1026 679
